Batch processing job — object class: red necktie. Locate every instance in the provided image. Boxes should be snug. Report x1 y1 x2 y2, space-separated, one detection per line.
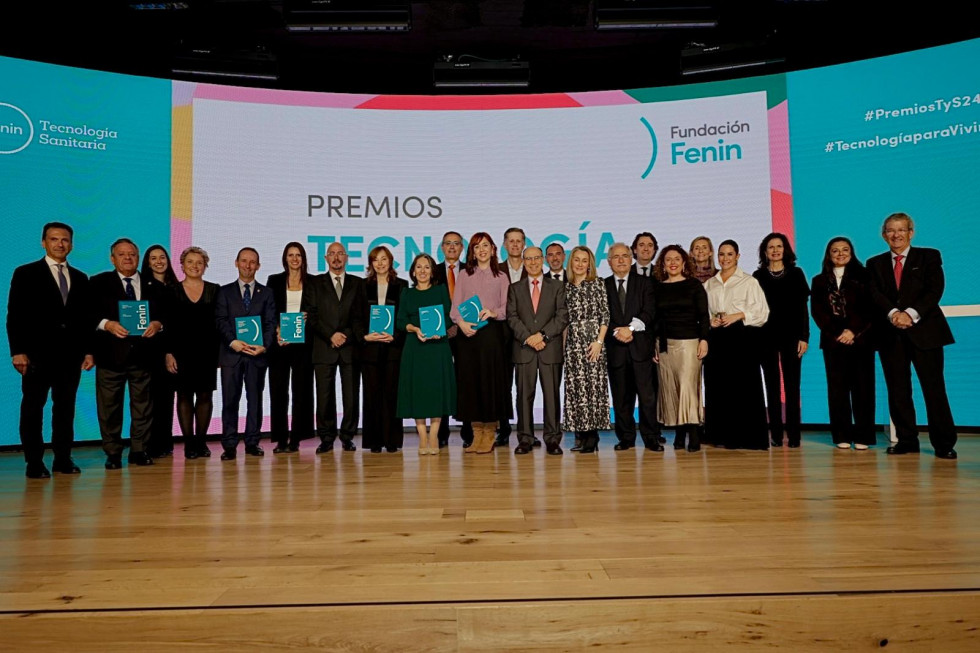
894 254 904 290
531 279 540 313
447 264 456 298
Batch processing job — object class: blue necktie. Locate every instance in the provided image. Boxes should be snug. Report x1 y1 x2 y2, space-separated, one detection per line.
243 283 252 311
124 277 136 300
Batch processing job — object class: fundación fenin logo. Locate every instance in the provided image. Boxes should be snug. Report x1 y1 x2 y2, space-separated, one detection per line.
0 100 119 154
639 115 751 178
0 102 34 155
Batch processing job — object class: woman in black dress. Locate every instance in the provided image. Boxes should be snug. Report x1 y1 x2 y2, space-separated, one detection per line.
141 244 179 458
753 233 810 448
653 245 709 452
811 237 876 450
265 242 315 453
164 246 220 459
361 245 408 453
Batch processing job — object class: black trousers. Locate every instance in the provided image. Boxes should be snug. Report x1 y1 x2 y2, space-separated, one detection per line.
361 357 403 451
609 357 660 447
822 346 876 445
269 345 314 447
314 360 359 444
19 359 82 465
879 336 956 452
96 364 153 456
147 365 176 454
220 360 267 449
438 337 472 445
760 338 803 445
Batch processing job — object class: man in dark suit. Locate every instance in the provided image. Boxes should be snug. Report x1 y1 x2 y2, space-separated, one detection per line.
215 247 277 460
631 232 659 279
496 227 529 447
433 230 473 448
302 241 366 452
90 238 166 469
545 242 567 283
7 222 94 478
604 243 663 451
867 212 957 459
507 247 569 455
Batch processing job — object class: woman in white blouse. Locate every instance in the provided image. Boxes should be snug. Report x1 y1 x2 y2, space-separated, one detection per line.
702 239 771 449
266 242 315 453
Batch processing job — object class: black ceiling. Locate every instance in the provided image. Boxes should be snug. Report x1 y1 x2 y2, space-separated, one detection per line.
1 1 977 94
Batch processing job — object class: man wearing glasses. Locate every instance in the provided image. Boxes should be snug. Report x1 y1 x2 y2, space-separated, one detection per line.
433 231 473 448
867 212 957 459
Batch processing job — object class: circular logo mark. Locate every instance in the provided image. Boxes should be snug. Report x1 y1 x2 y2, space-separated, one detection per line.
0 102 35 155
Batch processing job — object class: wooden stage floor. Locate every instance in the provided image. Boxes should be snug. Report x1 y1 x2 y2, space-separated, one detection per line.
1 432 978 651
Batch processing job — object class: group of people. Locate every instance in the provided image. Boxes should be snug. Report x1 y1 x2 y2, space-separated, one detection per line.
7 213 959 479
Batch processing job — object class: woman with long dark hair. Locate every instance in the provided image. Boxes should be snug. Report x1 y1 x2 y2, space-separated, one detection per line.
361 245 408 453
753 232 810 448
449 232 512 453
703 239 770 450
164 246 220 459
265 242 315 453
811 237 876 449
141 244 178 458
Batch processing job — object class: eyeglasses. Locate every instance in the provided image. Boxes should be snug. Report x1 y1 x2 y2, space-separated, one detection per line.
443 241 462 246
523 255 543 262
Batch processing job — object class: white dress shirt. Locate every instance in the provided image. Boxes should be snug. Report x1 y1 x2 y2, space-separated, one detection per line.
507 260 525 284
98 271 143 331
703 267 769 327
45 255 71 292
611 273 646 332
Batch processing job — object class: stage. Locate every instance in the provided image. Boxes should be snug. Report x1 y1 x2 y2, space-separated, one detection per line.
1 432 978 650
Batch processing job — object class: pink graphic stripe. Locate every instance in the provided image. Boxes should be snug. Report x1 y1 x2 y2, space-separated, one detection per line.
193 84 377 109
356 94 582 110
566 90 640 107
768 100 792 196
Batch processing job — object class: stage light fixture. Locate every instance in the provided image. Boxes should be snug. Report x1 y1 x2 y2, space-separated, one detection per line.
680 40 784 76
284 0 411 32
171 46 279 82
595 1 719 30
433 56 530 89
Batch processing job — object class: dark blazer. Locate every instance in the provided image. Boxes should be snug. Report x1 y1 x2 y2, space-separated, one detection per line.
301 272 367 365
215 279 277 367
265 271 311 318
631 262 657 279
7 258 92 365
360 277 408 362
811 269 873 349
547 269 568 283
866 247 954 350
265 271 312 357
89 270 168 370
507 276 569 364
604 271 656 364
432 260 463 288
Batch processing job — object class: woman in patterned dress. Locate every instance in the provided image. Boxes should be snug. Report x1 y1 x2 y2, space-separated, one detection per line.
561 246 611 454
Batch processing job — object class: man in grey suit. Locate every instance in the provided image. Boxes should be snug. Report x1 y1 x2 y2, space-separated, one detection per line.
507 247 569 455
302 242 366 452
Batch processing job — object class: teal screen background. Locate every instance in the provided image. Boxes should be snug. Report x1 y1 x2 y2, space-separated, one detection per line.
787 38 980 427
1 39 979 447
0 57 171 446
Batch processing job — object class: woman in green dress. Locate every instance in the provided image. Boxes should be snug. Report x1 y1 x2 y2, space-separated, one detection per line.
396 253 457 455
